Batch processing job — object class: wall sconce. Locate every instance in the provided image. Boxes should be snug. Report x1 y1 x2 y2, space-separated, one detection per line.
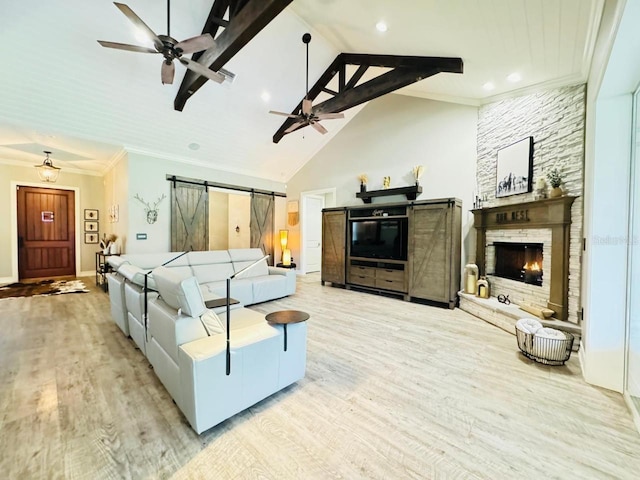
279 229 291 266
287 200 299 226
35 151 61 183
235 225 240 233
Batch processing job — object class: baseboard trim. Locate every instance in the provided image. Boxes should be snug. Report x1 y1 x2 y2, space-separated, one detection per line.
0 276 16 285
78 270 95 277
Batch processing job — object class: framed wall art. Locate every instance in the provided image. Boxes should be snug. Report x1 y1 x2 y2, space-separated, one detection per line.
84 209 99 220
84 233 98 244
495 136 533 198
85 221 98 232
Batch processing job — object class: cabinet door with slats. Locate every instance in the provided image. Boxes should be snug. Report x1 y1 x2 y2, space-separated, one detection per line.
408 203 451 302
321 210 346 285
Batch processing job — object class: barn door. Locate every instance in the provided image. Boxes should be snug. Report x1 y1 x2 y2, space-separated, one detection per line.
250 192 274 264
408 203 451 302
171 182 209 251
321 209 346 285
17 186 76 279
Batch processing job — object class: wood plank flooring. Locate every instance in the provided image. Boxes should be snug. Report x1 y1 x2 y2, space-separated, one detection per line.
1 274 640 479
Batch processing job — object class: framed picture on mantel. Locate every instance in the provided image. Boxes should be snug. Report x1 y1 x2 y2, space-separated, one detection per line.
495 136 533 198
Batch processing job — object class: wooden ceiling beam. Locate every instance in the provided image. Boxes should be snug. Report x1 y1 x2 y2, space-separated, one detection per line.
175 0 292 112
272 55 463 143
344 64 368 90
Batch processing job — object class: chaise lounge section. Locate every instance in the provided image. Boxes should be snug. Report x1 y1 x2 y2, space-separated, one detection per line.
147 266 307 433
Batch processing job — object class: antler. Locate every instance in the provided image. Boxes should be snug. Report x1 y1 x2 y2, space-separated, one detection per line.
153 194 166 209
134 194 151 212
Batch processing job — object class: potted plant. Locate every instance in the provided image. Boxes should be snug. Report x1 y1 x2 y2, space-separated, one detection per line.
413 165 424 186
546 167 563 198
358 174 368 192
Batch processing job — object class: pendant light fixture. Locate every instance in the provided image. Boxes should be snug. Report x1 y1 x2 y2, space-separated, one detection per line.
35 151 61 183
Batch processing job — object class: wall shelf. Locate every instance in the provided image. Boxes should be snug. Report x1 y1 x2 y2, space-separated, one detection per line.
356 185 423 204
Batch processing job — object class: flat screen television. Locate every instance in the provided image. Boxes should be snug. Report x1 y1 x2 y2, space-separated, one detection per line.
350 218 408 260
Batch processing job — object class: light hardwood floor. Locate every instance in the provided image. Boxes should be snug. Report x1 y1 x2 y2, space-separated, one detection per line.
1 274 639 479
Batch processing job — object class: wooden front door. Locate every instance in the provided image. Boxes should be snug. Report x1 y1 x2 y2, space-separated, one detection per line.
17 186 76 279
171 182 209 251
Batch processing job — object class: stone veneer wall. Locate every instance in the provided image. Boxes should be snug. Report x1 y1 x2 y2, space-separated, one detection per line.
476 84 585 324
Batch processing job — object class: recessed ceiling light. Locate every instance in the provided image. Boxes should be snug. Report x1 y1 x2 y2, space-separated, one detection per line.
188 143 200 151
261 91 271 102
483 82 495 91
507 72 521 83
376 21 388 33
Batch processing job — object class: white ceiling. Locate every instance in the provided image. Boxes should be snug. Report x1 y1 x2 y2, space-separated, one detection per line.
0 0 604 181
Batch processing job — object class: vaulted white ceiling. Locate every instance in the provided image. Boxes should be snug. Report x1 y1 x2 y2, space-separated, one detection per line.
0 0 604 181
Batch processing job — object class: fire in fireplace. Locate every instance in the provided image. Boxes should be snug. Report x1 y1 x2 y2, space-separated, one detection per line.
492 242 543 286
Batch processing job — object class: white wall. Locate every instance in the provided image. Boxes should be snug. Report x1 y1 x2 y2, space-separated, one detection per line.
285 93 478 273
124 152 286 254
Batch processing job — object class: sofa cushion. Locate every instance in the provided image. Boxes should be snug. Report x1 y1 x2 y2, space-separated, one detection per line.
187 250 232 265
229 248 269 278
200 311 224 336
107 256 130 270
251 275 287 304
118 264 152 289
201 278 254 306
153 266 206 318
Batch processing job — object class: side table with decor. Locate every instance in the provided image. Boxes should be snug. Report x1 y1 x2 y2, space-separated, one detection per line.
96 252 119 292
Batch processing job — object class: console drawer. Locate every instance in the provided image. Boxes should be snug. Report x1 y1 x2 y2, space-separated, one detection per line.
348 272 376 287
350 265 376 278
375 277 406 293
376 268 405 283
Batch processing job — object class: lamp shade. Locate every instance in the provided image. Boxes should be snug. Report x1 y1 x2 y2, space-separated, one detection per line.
279 230 288 250
35 151 60 183
282 249 292 266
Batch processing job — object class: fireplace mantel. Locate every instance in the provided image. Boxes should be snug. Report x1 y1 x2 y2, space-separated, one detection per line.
472 195 576 321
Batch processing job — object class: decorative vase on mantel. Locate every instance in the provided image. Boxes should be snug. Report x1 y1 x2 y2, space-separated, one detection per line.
360 183 366 193
549 186 563 198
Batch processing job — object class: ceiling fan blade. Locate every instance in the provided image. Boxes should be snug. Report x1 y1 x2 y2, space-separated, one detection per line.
302 98 312 115
315 113 345 120
269 111 300 119
311 121 328 135
113 2 163 51
161 61 175 85
176 34 215 54
179 58 225 84
97 40 158 54
284 121 307 134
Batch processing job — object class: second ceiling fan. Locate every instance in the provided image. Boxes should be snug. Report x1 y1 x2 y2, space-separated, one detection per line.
269 33 344 136
98 1 224 85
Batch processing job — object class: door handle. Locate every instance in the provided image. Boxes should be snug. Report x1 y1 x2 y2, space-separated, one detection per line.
18 236 24 248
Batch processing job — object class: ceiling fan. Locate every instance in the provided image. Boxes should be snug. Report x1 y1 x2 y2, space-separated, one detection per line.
269 33 344 135
97 1 224 85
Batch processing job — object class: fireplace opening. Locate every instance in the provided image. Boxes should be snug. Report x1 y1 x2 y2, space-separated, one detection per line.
493 242 543 286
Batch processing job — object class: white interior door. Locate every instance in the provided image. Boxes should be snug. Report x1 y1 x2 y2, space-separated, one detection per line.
304 195 324 273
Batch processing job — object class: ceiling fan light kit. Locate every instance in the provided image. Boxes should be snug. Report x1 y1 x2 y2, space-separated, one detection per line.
98 1 226 85
269 33 345 138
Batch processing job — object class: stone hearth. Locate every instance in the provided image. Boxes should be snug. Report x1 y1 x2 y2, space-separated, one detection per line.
459 292 580 350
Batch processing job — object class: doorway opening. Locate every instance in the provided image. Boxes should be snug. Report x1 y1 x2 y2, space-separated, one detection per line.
300 188 336 274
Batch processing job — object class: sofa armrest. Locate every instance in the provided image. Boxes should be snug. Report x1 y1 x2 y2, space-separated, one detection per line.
268 266 296 295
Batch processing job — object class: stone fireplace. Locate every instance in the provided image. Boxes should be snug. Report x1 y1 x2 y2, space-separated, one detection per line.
471 196 575 321
491 242 544 286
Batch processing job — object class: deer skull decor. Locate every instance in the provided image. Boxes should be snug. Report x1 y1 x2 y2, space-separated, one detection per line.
134 193 166 224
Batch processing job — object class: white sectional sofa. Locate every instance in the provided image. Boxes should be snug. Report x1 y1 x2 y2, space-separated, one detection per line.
147 266 306 433
106 248 296 354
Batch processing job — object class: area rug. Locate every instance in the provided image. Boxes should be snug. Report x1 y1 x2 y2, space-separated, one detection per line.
0 279 90 300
